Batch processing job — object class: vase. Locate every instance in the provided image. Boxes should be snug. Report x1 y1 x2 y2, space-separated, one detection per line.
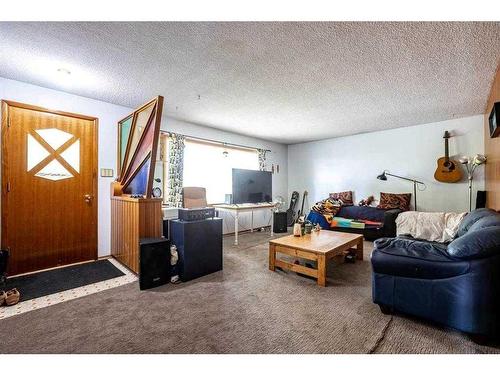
293 223 302 237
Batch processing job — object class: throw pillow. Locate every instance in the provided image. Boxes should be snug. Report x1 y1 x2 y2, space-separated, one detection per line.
329 191 353 206
377 192 411 211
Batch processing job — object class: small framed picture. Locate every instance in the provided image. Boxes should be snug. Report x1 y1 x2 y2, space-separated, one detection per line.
489 101 499 138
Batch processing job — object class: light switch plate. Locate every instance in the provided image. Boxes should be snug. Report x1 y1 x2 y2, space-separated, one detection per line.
100 168 114 177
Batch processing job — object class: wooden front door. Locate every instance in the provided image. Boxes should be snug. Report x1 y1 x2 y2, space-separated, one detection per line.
1 101 98 275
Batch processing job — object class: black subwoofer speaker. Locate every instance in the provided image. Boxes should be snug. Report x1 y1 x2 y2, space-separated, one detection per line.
0 249 9 287
162 219 170 239
139 238 171 290
170 218 223 282
273 212 288 233
476 190 487 209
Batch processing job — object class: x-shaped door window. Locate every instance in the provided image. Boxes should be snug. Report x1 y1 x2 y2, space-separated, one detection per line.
27 128 80 181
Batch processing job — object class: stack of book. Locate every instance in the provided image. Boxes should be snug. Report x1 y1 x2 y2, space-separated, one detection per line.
350 220 366 229
330 217 352 227
330 217 367 229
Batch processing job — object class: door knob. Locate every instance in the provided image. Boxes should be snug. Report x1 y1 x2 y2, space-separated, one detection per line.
84 194 93 203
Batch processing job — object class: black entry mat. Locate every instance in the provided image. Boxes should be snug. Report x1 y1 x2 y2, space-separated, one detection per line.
4 260 125 302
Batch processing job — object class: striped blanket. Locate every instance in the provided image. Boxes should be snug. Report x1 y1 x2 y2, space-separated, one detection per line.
311 197 343 225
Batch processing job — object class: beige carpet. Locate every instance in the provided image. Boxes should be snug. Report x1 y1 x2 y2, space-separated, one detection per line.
0 231 498 354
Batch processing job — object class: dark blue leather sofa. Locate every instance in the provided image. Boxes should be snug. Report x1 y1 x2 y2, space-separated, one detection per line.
371 208 500 342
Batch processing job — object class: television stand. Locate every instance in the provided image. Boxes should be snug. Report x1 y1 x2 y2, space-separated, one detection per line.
213 203 276 245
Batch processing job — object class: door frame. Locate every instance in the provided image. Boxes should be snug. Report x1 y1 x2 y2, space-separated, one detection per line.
1 100 99 268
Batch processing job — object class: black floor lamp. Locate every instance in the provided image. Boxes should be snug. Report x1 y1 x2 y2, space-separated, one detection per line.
377 171 425 211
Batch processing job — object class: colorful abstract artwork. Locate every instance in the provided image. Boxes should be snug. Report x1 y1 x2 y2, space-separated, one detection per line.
118 115 133 173
122 102 156 177
123 157 151 195
115 96 164 198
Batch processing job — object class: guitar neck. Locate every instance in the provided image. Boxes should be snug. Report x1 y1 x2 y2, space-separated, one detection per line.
299 192 308 215
444 138 449 161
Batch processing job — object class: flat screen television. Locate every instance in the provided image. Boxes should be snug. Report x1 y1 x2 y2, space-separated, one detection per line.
232 168 272 204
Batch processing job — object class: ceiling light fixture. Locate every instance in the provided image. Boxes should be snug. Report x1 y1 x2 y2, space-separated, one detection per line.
57 68 71 76
54 67 73 87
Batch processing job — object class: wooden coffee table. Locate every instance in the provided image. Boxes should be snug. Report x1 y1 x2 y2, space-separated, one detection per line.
269 231 363 287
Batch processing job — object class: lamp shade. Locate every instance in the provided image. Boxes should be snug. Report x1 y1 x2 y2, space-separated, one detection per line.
377 171 387 181
459 156 469 165
473 154 487 165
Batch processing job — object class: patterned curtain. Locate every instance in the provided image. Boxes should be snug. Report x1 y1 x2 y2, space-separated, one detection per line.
257 149 267 171
166 133 185 207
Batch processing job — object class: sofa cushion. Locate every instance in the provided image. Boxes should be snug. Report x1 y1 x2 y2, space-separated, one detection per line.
337 205 385 222
374 237 450 260
372 237 469 279
447 226 500 260
457 208 497 237
468 214 500 232
377 192 411 211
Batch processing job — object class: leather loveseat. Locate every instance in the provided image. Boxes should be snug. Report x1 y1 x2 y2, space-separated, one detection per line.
371 208 500 343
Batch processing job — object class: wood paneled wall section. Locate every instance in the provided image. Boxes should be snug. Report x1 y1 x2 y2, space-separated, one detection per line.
111 196 162 273
485 65 500 211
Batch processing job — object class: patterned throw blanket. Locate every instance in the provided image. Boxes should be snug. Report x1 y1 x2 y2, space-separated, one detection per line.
311 197 344 225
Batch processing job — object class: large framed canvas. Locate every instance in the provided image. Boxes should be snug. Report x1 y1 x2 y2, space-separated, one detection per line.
114 96 164 197
117 113 133 177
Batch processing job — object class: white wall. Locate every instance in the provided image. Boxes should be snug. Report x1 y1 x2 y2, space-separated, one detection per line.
288 115 485 214
0 77 288 253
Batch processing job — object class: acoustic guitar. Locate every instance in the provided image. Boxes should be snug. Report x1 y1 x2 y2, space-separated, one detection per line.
434 131 462 183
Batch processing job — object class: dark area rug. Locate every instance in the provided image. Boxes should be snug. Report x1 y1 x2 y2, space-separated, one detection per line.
0 232 498 353
5 260 125 302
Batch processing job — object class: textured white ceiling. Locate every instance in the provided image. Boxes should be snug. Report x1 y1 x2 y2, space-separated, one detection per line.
0 22 498 144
